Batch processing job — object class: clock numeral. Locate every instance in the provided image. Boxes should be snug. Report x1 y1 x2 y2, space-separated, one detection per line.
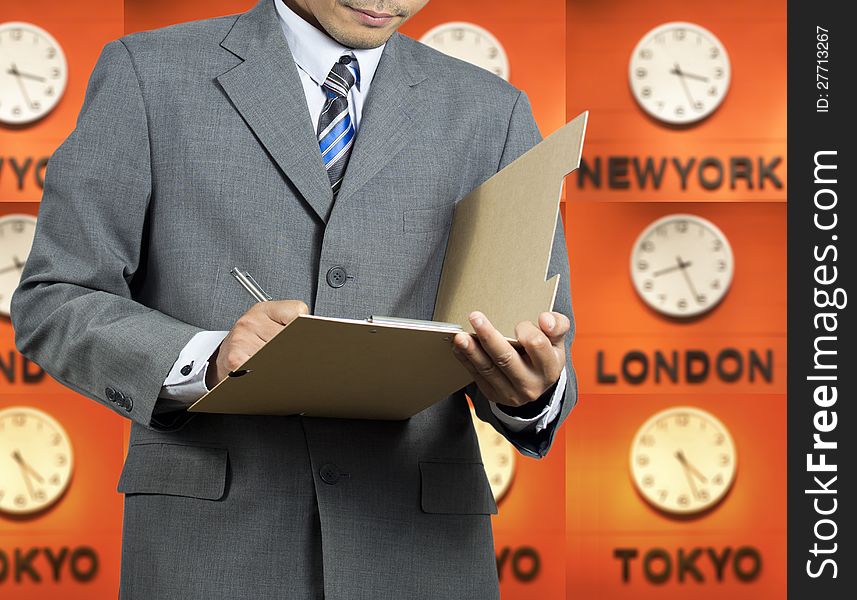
657 293 666 305
639 49 653 60
673 29 686 41
677 493 690 506
15 494 27 506
656 419 668 430
714 67 724 79
11 28 23 40
641 240 655 252
12 414 26 426
13 221 25 233
640 434 655 447
658 489 668 502
717 260 727 272
45 86 55 97
642 475 654 487
487 47 498 59
497 455 508 466
655 225 667 237
34 489 46 501
675 414 689 427
696 294 708 305
699 420 707 431
693 101 704 111
50 67 61 79
677 298 688 311
708 86 718 97
31 101 41 111
710 46 720 59
655 34 665 44
675 220 688 234
12 106 22 116
56 454 67 466
656 101 665 111
641 86 652 98
675 105 685 117
714 433 725 445
51 433 62 445
698 489 710 501
643 280 653 291
712 238 723 251
50 474 61 485
47 46 57 59
452 28 464 41
711 279 721 290
713 473 724 485
636 454 649 466
637 260 649 271
635 67 647 79
719 454 730 466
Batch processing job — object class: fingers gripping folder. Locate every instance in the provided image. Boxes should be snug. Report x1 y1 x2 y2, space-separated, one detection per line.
188 112 588 420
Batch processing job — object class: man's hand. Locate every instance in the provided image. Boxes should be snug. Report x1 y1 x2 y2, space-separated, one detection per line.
205 300 309 389
452 310 569 408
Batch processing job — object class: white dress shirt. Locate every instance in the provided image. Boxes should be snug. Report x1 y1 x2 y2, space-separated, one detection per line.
157 0 565 434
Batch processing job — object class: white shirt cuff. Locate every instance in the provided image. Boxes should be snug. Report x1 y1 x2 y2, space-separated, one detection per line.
159 330 229 405
488 367 566 434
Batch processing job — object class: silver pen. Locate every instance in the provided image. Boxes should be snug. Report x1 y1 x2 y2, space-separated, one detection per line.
230 267 272 302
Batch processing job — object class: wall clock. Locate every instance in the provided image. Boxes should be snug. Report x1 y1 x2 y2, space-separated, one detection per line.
630 213 734 318
420 22 510 81
629 21 730 125
630 406 736 515
0 21 68 125
471 407 516 502
0 214 38 317
0 406 74 515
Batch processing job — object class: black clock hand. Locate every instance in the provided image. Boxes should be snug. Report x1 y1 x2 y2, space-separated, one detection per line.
675 450 700 499
6 65 46 83
671 63 698 109
676 255 702 302
676 449 708 483
652 260 693 277
669 67 709 83
12 450 45 482
13 451 39 498
9 63 36 109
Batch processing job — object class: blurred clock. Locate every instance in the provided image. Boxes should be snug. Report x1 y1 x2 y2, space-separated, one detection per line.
630 214 734 318
0 21 68 125
629 22 730 125
0 214 37 317
630 406 736 515
0 406 74 515
471 407 516 502
420 22 510 81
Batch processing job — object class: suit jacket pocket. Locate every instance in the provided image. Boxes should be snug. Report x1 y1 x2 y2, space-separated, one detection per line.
419 460 498 515
117 443 228 501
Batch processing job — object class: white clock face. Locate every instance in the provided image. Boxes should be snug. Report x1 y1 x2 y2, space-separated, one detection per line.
0 406 74 515
420 22 510 81
0 214 37 317
471 407 516 502
630 406 737 515
0 22 68 125
630 214 734 318
629 22 730 125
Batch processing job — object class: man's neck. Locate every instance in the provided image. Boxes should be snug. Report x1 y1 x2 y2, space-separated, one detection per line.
281 0 325 34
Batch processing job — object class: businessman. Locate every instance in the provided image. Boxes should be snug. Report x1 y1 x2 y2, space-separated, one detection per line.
11 0 577 598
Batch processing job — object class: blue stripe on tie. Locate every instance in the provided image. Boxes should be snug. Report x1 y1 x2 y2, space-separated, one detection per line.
322 123 354 164
319 112 350 154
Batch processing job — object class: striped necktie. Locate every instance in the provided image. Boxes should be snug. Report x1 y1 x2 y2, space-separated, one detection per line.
317 55 360 196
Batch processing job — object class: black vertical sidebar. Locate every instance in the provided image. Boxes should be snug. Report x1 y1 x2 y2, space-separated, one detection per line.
787 1 855 598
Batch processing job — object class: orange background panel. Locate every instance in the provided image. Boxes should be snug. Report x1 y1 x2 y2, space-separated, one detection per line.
566 0 786 203
567 202 786 336
0 0 124 203
566 393 786 597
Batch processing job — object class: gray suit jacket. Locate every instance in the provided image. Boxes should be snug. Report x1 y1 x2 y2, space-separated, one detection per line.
11 1 577 598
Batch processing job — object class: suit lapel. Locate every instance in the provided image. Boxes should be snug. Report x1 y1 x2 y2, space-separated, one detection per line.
333 33 430 208
216 0 334 223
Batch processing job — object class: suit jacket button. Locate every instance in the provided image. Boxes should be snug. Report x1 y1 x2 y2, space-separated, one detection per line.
319 464 340 485
180 361 194 376
326 266 347 288
105 387 116 402
123 396 133 412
